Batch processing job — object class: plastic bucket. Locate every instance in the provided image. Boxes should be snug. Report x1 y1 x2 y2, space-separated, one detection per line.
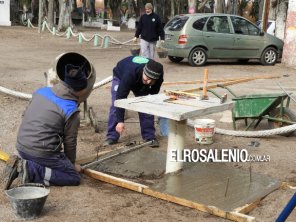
5 183 50 219
194 119 215 144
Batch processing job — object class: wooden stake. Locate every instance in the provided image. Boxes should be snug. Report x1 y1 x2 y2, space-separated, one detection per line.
201 68 209 100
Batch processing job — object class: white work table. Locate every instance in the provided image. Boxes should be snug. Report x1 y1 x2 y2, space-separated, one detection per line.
115 93 234 174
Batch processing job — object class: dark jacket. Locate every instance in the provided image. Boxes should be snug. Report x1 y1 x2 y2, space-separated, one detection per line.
16 82 80 163
113 56 163 122
135 12 165 42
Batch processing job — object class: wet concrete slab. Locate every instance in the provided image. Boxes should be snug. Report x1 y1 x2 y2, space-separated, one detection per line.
93 147 166 179
91 148 280 211
150 163 280 211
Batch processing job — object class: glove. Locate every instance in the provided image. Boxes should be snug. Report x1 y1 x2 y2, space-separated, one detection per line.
160 40 165 44
132 37 138 43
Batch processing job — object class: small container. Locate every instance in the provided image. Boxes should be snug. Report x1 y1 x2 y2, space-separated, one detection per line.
5 183 50 219
194 119 215 144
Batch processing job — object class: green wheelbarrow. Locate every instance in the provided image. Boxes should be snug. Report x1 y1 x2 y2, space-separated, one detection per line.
209 86 296 131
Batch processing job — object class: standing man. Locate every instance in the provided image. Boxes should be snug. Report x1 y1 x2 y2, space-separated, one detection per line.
133 3 165 59
2 63 92 189
104 56 164 147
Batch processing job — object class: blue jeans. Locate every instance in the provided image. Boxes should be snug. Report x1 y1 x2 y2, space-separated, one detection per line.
106 76 156 141
18 151 80 186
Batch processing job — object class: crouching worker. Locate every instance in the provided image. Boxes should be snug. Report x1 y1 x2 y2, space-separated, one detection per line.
104 56 164 147
2 64 90 189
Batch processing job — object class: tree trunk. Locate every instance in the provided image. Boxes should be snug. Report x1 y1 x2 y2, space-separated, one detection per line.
48 0 54 28
109 0 122 25
188 0 196 13
214 0 225 13
275 0 288 40
171 0 175 18
104 0 108 23
57 0 73 31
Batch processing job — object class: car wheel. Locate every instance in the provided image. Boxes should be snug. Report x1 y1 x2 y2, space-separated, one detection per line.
168 56 184 63
260 47 277 66
188 48 207 66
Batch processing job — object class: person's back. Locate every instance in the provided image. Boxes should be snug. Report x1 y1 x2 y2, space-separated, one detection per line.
16 83 79 161
2 62 91 190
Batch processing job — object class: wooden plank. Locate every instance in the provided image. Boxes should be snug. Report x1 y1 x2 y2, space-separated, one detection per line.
234 199 261 214
162 75 280 86
143 188 255 222
281 182 296 190
84 169 256 222
83 169 148 193
184 75 281 93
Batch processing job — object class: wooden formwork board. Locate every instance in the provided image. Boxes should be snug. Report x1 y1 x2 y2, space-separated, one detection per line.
85 168 263 222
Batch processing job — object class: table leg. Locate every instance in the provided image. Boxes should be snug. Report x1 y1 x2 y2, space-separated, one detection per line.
165 119 186 174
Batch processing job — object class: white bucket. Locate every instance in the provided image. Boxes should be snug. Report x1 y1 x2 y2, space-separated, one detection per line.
194 119 215 145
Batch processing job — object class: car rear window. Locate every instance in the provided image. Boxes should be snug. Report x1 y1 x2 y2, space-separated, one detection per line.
165 16 189 31
192 17 208 31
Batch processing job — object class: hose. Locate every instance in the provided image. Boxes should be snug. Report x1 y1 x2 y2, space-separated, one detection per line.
187 119 296 137
0 76 113 101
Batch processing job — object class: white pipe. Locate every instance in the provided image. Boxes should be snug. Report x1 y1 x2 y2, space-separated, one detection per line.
92 76 113 90
166 119 186 174
0 75 113 101
0 86 32 100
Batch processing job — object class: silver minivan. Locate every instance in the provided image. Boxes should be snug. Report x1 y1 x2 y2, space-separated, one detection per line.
163 13 284 66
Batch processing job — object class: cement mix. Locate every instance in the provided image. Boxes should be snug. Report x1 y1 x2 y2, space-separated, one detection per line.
92 147 166 179
91 148 280 211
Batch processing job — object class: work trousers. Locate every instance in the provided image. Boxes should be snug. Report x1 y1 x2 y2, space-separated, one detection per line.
140 39 156 59
106 76 155 142
18 151 80 186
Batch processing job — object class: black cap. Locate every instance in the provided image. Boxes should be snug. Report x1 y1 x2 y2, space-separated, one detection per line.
64 64 87 91
143 60 163 80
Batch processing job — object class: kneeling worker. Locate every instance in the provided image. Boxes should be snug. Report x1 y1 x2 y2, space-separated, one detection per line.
3 63 90 189
105 56 164 147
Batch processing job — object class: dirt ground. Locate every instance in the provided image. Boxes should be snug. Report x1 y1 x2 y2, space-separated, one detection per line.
0 26 296 222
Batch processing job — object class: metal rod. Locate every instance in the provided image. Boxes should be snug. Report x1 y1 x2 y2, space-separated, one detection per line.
277 82 296 103
82 140 152 169
224 177 230 197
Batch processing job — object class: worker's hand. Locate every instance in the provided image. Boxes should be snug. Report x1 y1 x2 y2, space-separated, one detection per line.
74 164 82 173
160 40 165 44
132 37 138 43
116 122 125 134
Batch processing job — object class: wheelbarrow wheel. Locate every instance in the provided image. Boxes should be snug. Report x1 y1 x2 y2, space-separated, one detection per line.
268 107 296 136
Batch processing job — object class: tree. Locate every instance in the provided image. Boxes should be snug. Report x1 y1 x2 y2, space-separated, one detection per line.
275 0 288 40
109 0 122 25
57 0 73 31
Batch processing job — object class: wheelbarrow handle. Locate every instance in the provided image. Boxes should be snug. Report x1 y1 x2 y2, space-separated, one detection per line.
217 84 237 98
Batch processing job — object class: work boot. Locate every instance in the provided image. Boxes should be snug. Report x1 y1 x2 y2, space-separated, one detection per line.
146 138 159 148
1 155 20 190
103 138 118 147
18 159 29 184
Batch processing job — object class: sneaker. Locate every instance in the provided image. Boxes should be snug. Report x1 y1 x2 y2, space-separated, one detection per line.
103 138 118 147
1 155 20 190
147 138 159 148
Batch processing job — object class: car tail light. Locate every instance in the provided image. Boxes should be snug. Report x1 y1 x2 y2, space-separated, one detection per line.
178 35 187 44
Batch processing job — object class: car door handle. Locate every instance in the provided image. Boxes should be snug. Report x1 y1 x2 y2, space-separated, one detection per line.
205 35 212 38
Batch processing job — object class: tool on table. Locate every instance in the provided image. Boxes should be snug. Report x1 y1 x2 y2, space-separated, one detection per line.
164 90 199 100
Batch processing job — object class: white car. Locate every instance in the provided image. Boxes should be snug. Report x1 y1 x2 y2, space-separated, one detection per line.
256 20 275 35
